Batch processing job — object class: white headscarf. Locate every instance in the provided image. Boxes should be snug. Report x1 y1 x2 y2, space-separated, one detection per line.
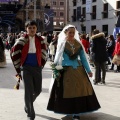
54 24 90 68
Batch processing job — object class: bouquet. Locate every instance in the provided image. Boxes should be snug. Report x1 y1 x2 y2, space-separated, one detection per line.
50 63 63 87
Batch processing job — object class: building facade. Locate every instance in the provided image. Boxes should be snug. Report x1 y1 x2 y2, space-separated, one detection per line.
0 0 23 33
0 0 45 33
17 0 53 32
50 0 69 31
69 0 120 36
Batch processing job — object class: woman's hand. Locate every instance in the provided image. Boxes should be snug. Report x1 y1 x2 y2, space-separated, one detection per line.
88 72 93 77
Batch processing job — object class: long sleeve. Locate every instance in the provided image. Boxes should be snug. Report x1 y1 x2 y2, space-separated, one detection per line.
79 49 91 73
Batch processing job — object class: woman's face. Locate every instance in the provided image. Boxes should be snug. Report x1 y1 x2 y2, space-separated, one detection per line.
66 27 75 40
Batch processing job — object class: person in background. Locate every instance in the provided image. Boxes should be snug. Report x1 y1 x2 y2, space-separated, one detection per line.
47 24 100 120
10 20 47 120
112 33 120 72
91 29 108 85
41 31 49 49
106 35 115 70
80 34 90 54
0 36 6 67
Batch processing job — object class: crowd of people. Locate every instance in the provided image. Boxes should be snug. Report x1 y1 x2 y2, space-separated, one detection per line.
0 20 120 120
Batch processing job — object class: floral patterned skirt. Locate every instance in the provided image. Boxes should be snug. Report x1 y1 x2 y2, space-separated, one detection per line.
47 66 100 114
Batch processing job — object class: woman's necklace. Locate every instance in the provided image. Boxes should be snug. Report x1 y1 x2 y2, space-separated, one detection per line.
67 40 75 54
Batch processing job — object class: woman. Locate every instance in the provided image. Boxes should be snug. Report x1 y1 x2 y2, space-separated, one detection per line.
80 34 90 54
0 36 6 67
47 25 100 120
112 33 120 72
91 29 108 85
106 35 115 70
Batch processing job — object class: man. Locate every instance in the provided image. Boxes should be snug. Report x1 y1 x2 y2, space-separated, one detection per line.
10 20 47 120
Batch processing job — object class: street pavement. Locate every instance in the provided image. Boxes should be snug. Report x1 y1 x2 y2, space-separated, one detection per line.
0 50 120 120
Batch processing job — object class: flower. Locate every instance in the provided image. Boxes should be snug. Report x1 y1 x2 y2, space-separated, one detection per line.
55 65 63 70
50 63 63 87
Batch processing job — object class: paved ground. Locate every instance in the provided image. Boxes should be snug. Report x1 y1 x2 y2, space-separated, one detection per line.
0 50 120 120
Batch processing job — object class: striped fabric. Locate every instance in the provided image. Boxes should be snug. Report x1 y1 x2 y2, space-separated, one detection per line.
10 34 47 75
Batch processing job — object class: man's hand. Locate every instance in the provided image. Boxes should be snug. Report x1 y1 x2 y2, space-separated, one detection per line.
16 74 22 80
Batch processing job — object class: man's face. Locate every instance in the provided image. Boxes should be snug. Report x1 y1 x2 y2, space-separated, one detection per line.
26 25 37 37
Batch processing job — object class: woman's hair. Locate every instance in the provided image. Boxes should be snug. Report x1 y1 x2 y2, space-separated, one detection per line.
108 35 114 41
92 29 99 35
80 34 86 39
64 27 75 34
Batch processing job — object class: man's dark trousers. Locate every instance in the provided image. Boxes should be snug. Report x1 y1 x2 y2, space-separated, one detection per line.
23 65 42 119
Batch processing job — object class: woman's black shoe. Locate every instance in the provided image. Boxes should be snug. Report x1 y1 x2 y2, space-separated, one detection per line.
100 81 106 85
94 82 98 85
72 115 80 120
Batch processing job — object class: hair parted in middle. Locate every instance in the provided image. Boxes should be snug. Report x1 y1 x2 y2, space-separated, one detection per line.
64 26 75 34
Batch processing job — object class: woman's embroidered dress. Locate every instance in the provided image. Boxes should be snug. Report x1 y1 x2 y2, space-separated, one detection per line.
47 40 100 114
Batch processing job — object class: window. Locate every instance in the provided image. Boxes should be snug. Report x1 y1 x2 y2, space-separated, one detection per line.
92 0 96 2
82 0 86 4
91 25 96 32
73 0 77 6
53 22 57 25
81 26 86 33
116 1 120 16
60 2 64 6
72 9 77 22
102 25 108 36
91 5 96 19
77 6 81 20
117 1 120 9
60 12 64 16
54 12 56 17
82 7 86 18
102 3 108 18
53 1 56 5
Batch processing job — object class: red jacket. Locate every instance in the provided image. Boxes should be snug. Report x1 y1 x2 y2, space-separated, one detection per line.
81 39 90 53
113 38 120 56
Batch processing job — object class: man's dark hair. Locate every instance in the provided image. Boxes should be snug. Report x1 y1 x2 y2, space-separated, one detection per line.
25 20 37 28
